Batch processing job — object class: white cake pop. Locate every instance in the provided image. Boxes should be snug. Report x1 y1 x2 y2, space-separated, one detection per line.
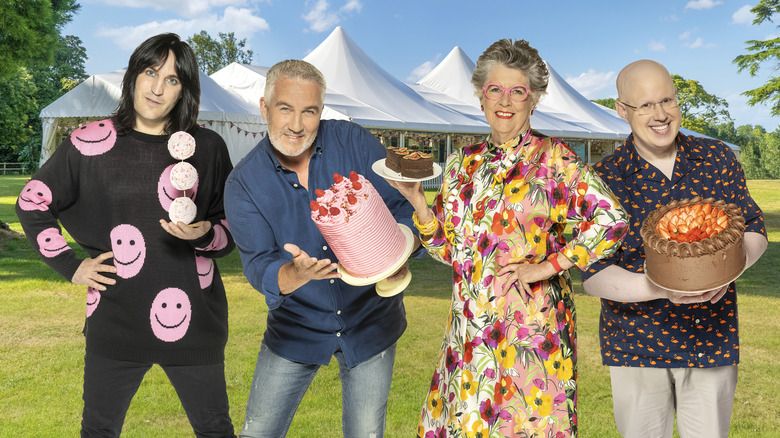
170 162 198 191
168 131 196 160
169 197 197 224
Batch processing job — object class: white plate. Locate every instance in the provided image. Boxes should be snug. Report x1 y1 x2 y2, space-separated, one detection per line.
372 158 442 182
338 223 415 289
644 252 748 294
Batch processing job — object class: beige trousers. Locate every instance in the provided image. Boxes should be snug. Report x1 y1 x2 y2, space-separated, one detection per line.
609 365 737 438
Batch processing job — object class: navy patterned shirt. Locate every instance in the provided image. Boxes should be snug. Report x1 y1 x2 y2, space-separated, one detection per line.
581 132 765 368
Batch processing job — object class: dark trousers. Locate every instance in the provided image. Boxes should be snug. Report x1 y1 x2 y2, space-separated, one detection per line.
81 351 236 438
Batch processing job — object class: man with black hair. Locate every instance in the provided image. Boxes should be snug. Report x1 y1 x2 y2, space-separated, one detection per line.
16 33 237 437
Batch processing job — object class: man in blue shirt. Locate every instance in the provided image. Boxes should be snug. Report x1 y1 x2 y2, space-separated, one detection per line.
224 59 421 438
581 60 767 438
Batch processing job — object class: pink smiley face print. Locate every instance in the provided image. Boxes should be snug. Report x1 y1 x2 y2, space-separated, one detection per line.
71 120 117 156
195 255 214 289
110 224 146 279
86 287 101 317
158 164 199 211
150 287 191 342
18 180 53 212
36 228 69 257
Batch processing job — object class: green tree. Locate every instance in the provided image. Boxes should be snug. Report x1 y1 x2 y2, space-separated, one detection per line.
19 1 86 170
733 0 780 116
591 98 616 110
735 124 768 179
0 0 57 80
187 31 254 74
672 74 732 132
0 69 38 161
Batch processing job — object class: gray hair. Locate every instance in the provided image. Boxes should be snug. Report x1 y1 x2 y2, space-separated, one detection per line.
471 39 549 105
264 59 327 103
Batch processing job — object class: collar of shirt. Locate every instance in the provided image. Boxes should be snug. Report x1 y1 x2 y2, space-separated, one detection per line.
616 132 706 185
264 140 323 173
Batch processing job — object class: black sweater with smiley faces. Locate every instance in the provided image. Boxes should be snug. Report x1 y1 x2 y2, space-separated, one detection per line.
16 119 235 365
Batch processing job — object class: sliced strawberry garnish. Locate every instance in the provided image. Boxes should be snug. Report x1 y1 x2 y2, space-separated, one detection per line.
349 171 359 182
315 189 325 197
329 207 340 216
310 201 320 212
333 173 344 183
347 194 357 205
318 206 328 217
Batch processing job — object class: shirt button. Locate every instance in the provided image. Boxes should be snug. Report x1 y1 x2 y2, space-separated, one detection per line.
698 353 704 358
330 279 335 284
293 183 299 188
337 310 342 315
336 332 341 337
695 319 700 324
322 245 328 250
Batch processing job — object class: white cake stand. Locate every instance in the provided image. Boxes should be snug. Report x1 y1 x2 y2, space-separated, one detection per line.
338 224 415 297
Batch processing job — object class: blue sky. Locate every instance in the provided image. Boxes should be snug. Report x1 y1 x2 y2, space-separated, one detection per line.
64 0 779 129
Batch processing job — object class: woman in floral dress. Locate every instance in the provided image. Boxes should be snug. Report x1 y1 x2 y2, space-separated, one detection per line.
385 39 628 437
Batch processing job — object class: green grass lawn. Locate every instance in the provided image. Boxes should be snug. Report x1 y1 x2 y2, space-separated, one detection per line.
1 175 778 437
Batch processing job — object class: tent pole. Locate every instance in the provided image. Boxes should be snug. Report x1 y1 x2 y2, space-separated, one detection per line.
587 139 592 165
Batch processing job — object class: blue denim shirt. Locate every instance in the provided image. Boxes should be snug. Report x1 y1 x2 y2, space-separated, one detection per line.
225 119 422 367
582 132 766 368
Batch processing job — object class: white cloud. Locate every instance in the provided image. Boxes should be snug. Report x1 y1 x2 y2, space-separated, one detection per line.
407 54 442 82
683 37 717 48
679 30 693 40
732 5 754 24
565 69 617 99
90 0 253 19
686 37 705 48
661 14 680 22
685 0 722 10
648 40 667 52
302 0 363 33
341 0 362 13
96 6 269 52
303 0 340 32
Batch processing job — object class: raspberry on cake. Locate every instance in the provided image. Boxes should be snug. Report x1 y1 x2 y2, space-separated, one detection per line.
310 171 408 278
641 197 746 292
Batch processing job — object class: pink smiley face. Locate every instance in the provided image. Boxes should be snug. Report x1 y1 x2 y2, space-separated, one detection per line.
71 120 117 156
150 287 191 342
18 180 53 212
158 164 199 211
36 228 69 257
86 287 101 317
195 255 214 289
110 224 146 279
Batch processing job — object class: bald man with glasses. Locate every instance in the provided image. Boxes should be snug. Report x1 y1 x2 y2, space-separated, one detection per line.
580 60 767 438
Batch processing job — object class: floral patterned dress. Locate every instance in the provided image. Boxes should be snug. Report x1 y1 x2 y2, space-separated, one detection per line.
417 132 627 438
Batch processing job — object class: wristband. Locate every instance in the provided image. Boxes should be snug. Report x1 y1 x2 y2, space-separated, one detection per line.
548 254 563 273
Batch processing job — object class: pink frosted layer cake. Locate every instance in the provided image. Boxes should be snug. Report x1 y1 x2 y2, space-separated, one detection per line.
310 171 406 278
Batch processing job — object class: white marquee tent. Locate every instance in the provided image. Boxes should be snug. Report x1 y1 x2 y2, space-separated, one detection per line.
211 63 407 127
303 27 491 134
39 69 266 166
